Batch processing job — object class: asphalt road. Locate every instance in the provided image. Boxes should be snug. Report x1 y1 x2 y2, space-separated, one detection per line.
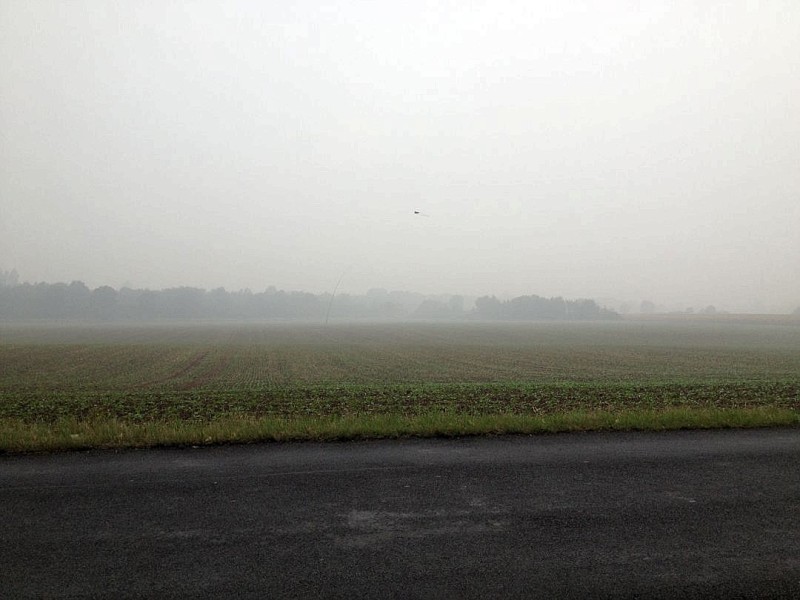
2 429 800 599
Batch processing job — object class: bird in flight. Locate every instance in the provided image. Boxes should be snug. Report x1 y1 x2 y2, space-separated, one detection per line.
413 210 430 217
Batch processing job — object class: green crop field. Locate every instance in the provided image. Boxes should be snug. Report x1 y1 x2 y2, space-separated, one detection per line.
2 318 799 451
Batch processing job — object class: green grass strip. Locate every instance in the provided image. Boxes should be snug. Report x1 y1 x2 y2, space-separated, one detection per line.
1 407 799 453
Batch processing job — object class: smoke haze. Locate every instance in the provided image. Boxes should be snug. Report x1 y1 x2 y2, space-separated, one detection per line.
2 1 798 312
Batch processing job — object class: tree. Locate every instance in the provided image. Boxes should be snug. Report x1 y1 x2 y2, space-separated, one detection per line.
568 299 601 320
90 286 118 319
159 287 205 318
66 281 91 317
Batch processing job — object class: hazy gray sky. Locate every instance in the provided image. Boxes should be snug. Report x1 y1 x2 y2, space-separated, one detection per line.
2 0 798 311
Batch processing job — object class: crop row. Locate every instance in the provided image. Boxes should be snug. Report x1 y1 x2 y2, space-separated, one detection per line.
2 381 799 424
3 341 800 392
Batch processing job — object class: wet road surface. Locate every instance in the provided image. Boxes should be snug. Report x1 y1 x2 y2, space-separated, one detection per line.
3 429 800 598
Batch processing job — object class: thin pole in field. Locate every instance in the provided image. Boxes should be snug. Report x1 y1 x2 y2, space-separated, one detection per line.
325 267 350 326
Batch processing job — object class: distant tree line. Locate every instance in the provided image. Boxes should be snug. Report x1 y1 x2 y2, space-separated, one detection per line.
0 279 441 321
0 272 619 321
474 294 620 321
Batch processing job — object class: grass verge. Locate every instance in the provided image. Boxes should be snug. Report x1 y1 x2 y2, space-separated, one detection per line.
2 407 798 453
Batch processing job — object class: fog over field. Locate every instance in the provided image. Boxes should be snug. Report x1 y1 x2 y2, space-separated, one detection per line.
2 1 798 313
